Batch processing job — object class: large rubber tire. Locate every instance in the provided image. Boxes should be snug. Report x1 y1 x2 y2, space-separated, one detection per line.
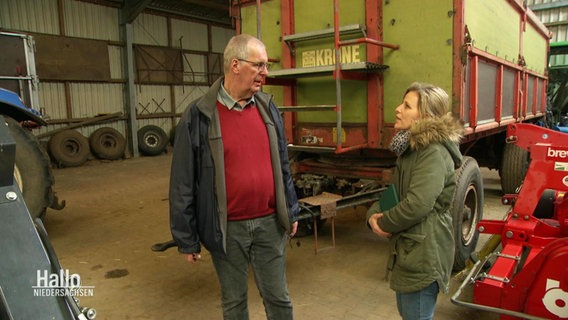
500 143 529 194
138 125 168 156
48 130 90 167
89 127 126 160
5 117 54 219
451 156 484 272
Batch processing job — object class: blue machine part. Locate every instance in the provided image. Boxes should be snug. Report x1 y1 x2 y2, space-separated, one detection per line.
0 88 46 125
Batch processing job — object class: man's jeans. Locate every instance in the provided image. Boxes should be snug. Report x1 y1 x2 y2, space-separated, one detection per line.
210 214 293 320
396 281 439 320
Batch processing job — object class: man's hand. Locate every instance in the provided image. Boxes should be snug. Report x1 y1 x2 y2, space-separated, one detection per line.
289 221 298 238
368 213 391 238
183 253 201 264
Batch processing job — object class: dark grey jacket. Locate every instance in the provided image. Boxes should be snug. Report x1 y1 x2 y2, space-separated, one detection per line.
169 77 300 255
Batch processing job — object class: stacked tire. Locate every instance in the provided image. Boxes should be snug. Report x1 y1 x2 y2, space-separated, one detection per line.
89 127 126 160
47 125 168 167
48 127 126 167
137 125 168 156
48 130 90 167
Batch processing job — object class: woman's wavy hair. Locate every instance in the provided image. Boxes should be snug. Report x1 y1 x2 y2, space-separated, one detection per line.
404 82 449 119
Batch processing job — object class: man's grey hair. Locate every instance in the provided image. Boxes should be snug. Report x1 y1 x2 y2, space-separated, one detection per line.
223 34 265 73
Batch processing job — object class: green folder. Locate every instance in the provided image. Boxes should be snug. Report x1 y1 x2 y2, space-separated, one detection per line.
379 184 399 211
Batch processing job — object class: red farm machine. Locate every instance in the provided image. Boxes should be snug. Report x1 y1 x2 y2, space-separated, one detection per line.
452 123 568 320
231 0 550 270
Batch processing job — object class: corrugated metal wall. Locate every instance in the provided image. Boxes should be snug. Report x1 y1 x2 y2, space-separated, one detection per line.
0 0 234 158
528 0 568 66
0 0 60 35
64 0 120 41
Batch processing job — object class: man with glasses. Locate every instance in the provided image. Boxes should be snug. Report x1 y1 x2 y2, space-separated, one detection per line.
169 34 299 319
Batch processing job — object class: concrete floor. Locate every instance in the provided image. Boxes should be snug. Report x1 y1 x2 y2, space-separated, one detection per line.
44 152 507 320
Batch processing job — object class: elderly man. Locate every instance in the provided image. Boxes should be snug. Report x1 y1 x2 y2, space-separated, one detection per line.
169 34 299 320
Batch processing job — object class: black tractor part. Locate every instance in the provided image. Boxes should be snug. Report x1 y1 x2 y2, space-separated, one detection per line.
5 116 54 219
0 116 95 319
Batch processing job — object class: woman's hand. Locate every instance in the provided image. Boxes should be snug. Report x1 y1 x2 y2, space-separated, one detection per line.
368 213 392 238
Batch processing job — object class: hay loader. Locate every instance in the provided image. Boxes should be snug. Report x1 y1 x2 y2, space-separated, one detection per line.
232 0 550 267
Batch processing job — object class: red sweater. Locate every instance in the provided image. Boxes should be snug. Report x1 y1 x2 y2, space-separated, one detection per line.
217 102 275 220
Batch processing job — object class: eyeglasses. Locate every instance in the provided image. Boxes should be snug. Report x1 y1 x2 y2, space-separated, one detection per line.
237 58 271 71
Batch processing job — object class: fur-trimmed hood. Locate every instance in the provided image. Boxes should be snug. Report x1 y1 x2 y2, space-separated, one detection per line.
409 112 464 150
409 112 464 169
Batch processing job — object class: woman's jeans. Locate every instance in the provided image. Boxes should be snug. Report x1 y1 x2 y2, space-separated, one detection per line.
396 281 439 320
210 214 293 320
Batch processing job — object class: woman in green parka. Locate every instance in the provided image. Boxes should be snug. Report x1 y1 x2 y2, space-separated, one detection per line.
367 82 464 320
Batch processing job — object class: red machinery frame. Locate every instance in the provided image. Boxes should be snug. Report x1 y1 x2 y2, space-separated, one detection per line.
452 123 568 320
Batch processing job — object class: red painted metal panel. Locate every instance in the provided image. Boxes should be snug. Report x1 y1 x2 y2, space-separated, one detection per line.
469 47 524 72
532 76 538 116
540 79 547 114
281 0 295 144
522 72 528 118
496 65 503 123
339 37 399 50
514 71 520 120
296 159 391 181
453 0 465 119
366 0 380 149
294 125 367 147
473 243 524 308
469 55 479 128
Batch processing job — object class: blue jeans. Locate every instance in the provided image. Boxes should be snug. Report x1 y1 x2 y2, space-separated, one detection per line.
396 281 439 320
210 214 293 320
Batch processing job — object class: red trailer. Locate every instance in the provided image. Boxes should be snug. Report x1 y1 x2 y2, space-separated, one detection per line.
232 0 550 268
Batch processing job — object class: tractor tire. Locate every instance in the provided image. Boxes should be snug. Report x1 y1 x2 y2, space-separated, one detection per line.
138 125 168 156
89 127 126 160
451 156 484 272
500 143 529 194
48 130 90 167
5 117 54 220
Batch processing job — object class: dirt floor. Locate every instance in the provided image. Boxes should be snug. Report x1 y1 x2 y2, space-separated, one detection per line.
43 151 508 320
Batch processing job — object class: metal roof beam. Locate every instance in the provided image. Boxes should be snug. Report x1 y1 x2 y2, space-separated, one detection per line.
121 0 152 24
179 0 228 11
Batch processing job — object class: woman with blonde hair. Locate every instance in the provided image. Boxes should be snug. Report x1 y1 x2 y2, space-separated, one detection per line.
367 82 464 320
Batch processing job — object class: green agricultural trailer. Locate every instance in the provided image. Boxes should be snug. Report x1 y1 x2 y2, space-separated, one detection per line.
232 0 550 269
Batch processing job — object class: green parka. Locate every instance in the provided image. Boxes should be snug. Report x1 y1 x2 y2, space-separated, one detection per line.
366 113 463 294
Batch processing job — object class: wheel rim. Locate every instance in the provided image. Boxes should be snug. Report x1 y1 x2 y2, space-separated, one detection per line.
145 134 159 147
101 134 117 148
461 183 479 246
64 139 82 155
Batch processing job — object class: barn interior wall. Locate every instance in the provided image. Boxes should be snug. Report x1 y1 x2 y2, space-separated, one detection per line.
0 0 235 156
